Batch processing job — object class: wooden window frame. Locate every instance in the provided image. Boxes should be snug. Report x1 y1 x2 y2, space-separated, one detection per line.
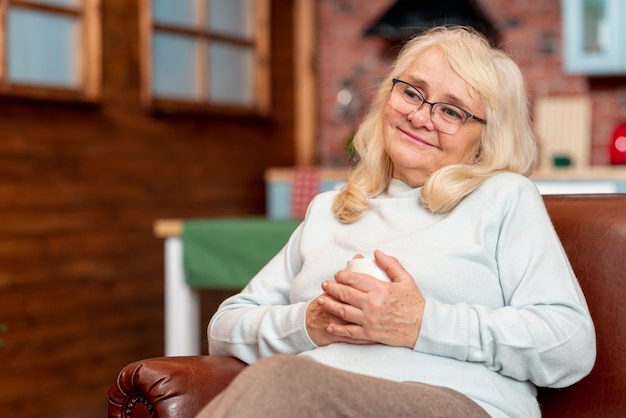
139 0 271 117
0 0 101 102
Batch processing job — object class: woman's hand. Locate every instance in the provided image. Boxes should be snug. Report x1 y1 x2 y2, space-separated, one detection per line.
318 249 425 348
306 295 376 346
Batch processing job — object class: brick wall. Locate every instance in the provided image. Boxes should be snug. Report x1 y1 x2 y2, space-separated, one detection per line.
317 0 626 166
317 0 395 166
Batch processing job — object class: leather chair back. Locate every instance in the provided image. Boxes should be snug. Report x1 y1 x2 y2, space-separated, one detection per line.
539 194 626 417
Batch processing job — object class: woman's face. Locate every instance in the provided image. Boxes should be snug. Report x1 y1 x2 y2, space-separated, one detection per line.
383 47 485 187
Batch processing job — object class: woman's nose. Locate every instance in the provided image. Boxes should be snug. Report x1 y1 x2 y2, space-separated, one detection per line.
407 105 435 130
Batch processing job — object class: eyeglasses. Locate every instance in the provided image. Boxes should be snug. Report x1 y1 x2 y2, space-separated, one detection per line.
389 78 487 135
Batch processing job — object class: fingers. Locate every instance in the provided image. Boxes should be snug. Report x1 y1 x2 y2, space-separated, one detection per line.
374 249 413 284
318 293 363 325
316 296 373 343
306 296 375 346
326 322 369 341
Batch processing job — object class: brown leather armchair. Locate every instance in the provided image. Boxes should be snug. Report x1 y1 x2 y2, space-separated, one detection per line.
108 194 626 418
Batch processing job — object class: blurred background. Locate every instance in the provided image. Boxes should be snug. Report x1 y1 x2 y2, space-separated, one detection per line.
1 0 625 416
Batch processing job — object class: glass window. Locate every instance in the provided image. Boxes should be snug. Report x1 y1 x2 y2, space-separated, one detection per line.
207 0 252 37
141 0 270 114
153 0 196 27
152 33 199 100
8 8 80 88
583 0 607 53
208 42 253 105
0 0 101 100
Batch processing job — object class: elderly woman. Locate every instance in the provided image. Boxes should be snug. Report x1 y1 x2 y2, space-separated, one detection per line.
196 26 595 418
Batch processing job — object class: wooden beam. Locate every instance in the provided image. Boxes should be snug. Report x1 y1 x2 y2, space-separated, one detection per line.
294 0 316 166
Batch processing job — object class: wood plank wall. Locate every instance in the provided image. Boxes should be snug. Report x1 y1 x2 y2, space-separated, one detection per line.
0 1 295 416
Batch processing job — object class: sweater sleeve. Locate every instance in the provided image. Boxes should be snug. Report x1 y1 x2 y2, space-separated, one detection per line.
415 178 596 388
207 223 318 364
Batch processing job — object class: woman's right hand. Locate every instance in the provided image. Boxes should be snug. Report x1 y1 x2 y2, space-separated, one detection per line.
306 295 375 346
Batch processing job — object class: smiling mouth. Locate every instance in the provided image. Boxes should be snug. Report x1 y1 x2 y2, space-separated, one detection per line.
399 128 437 148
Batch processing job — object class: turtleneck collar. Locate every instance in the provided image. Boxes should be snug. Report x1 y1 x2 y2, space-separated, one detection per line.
384 178 422 198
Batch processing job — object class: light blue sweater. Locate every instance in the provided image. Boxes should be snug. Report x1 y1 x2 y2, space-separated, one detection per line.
208 172 596 417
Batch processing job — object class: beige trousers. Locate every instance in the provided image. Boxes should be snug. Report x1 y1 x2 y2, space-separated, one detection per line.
195 354 490 418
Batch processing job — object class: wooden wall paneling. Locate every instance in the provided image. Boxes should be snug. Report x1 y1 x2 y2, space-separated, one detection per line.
137 0 151 107
0 0 297 416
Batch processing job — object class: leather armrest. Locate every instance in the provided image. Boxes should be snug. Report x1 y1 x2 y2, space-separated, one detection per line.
107 356 247 418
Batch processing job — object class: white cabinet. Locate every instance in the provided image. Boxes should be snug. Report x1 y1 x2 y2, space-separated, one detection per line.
562 0 626 75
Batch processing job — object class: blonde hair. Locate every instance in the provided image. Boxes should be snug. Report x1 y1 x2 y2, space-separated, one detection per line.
333 26 537 223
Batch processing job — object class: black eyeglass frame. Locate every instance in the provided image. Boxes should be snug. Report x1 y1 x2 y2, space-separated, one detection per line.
390 78 487 126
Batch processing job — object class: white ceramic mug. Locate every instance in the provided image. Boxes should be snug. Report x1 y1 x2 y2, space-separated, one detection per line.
346 258 391 282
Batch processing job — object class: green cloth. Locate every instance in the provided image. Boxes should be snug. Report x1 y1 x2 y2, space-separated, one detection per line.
182 217 301 289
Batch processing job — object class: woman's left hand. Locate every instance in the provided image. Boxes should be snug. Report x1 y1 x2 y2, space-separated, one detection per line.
318 249 425 348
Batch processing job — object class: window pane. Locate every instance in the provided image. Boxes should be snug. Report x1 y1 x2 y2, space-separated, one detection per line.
25 0 80 7
207 0 253 38
153 0 196 27
8 8 79 88
208 42 253 106
583 0 608 53
152 32 199 100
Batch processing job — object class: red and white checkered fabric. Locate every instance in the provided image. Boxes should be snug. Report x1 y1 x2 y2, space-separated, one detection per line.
291 166 320 219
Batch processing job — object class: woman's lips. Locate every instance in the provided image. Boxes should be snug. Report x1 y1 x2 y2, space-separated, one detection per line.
399 128 436 148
